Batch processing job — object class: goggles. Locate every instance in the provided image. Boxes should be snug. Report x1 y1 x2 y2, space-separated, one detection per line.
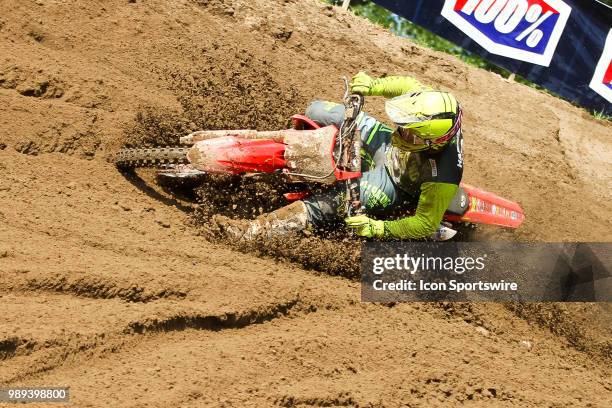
396 108 462 150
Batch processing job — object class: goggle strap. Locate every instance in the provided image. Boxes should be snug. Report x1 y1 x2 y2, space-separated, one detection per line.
429 108 462 145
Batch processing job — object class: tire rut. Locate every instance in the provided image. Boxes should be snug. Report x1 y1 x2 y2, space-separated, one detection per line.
1 297 309 384
9 276 188 303
0 337 22 361
123 297 301 335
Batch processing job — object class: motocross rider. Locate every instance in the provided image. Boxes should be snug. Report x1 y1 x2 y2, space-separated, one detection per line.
215 72 464 241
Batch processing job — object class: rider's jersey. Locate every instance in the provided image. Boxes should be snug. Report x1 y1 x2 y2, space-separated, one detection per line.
358 112 464 196
385 135 464 194
304 89 463 240
357 111 464 239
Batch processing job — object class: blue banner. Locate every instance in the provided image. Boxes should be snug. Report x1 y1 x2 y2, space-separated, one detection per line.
373 0 612 115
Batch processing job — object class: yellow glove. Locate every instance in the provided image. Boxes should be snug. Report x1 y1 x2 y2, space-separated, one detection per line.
345 215 385 238
350 71 374 95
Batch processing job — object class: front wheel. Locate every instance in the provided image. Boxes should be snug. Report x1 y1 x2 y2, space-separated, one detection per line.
115 147 189 169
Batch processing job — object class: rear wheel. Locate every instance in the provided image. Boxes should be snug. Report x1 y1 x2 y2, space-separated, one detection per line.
115 147 189 169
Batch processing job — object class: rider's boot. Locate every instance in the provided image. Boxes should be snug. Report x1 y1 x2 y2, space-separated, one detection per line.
213 201 309 241
429 223 458 241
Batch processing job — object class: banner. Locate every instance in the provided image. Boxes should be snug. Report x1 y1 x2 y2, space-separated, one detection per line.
372 0 612 115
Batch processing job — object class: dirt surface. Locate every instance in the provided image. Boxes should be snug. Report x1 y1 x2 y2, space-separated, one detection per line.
1 0 611 406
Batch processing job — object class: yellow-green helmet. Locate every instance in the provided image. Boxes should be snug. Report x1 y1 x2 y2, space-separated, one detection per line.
386 91 461 152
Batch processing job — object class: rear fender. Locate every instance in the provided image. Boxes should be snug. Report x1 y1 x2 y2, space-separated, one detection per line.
187 136 286 174
290 114 322 130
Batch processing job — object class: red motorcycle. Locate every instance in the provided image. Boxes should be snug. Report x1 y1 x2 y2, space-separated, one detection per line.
116 80 525 237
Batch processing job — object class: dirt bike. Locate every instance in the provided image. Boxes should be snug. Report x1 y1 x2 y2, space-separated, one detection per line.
116 79 525 238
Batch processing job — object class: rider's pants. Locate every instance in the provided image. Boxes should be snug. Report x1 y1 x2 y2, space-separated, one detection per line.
302 100 400 229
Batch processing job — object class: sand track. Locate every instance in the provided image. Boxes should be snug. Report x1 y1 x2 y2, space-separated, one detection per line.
0 0 610 406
